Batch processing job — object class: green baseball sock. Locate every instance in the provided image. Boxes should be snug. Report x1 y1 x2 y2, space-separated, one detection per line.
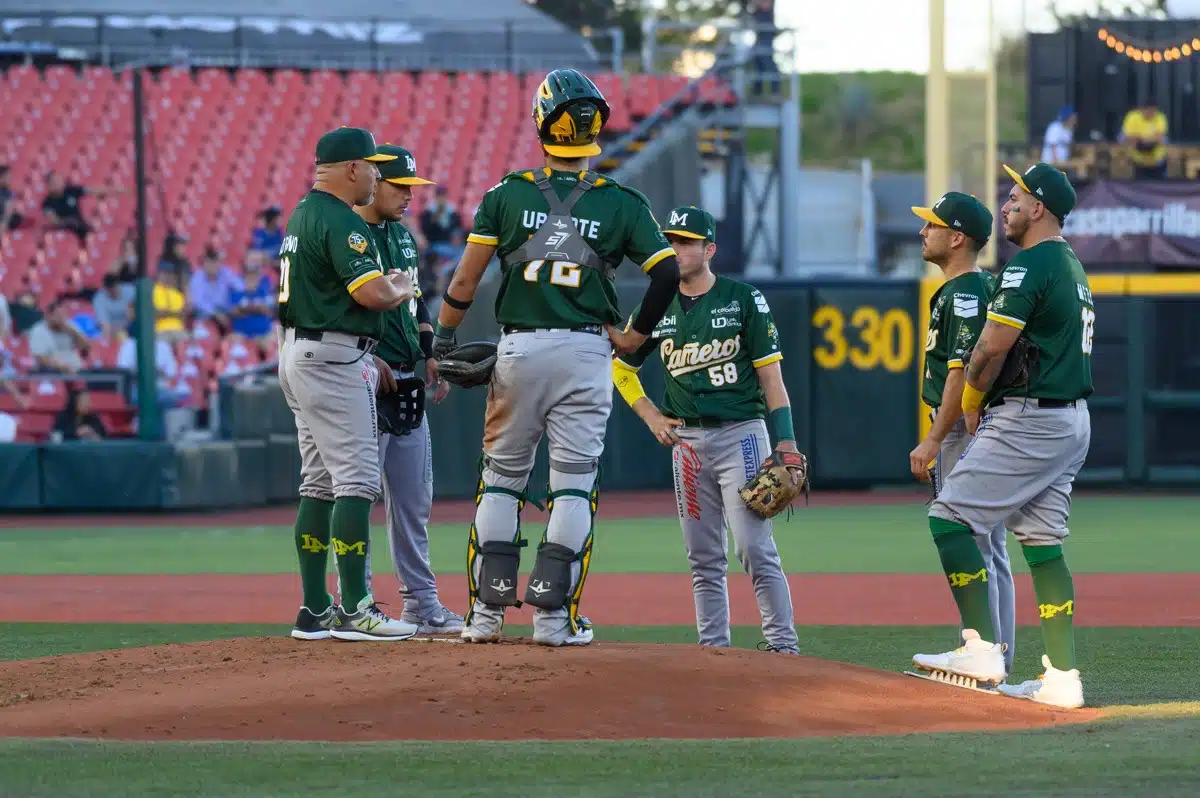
332 496 373 611
294 497 334 611
1024 544 1076 670
929 517 996 641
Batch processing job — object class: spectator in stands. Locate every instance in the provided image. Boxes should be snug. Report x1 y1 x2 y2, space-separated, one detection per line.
230 250 276 348
117 326 191 411
115 234 140 284
10 292 42 337
0 165 24 232
251 206 284 260
41 171 118 245
153 264 188 345
52 387 106 441
1120 103 1169 179
188 247 238 334
92 274 135 339
157 232 191 276
0 346 29 411
1041 106 1076 165
28 299 88 374
419 186 463 261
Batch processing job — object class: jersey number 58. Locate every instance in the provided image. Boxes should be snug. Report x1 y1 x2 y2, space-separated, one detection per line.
708 363 738 386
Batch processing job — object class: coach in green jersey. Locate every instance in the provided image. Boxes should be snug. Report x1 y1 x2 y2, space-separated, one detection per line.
909 191 1015 675
612 205 802 653
915 163 1093 710
279 127 419 644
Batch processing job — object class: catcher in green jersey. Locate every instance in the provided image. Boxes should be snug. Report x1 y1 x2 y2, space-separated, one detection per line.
432 68 681 647
914 163 1092 709
352 143 463 635
908 191 1015 675
612 206 806 653
280 127 419 643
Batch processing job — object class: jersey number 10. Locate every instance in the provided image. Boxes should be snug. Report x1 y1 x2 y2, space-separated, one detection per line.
524 259 581 288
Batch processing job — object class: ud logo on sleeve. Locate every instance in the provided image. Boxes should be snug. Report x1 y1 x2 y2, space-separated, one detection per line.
348 232 368 254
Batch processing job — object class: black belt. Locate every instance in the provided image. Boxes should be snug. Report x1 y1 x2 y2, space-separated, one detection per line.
293 327 377 352
987 397 1078 410
674 416 736 429
501 324 603 336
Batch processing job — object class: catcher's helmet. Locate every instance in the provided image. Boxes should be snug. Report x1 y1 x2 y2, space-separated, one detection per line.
532 69 611 158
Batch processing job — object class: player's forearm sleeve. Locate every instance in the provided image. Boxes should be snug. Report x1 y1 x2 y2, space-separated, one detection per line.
629 256 680 335
612 357 649 408
415 294 430 325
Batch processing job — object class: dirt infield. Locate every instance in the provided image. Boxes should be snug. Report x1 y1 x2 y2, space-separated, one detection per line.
2 572 1196 626
0 638 1097 742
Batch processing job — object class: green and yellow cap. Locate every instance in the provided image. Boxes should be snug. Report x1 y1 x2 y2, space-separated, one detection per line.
1002 162 1077 221
315 127 396 166
911 191 992 244
375 144 435 185
661 205 717 242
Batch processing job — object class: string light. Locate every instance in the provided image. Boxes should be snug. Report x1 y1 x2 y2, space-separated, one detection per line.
1098 27 1200 62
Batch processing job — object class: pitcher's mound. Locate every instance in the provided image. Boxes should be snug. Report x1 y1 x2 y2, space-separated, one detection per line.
0 638 1097 741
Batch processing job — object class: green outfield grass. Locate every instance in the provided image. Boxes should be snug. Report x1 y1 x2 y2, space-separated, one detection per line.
4 495 1198 575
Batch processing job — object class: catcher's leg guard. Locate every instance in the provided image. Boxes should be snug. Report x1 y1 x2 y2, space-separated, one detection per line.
523 542 577 610
465 455 540 631
531 460 599 642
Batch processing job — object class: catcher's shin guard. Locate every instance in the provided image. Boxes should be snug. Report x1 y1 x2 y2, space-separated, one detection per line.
538 460 600 634
465 455 541 625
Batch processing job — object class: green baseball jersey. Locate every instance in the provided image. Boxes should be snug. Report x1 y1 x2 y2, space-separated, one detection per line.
619 276 782 422
985 239 1095 402
368 220 423 367
921 270 994 408
277 190 386 340
468 168 675 328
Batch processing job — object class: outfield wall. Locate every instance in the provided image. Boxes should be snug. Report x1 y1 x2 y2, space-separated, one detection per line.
2 275 1195 511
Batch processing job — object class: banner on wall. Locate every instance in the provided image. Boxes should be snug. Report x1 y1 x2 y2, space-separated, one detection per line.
997 179 1200 267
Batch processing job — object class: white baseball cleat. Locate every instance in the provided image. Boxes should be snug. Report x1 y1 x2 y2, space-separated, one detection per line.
912 629 1007 685
997 655 1085 709
532 612 594 647
460 602 504 643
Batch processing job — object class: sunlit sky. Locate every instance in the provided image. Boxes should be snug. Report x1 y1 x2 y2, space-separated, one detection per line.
762 0 1177 73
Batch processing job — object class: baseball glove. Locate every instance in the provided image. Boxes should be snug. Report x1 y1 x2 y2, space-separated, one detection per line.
739 449 810 519
966 336 1040 392
377 376 425 436
437 341 498 389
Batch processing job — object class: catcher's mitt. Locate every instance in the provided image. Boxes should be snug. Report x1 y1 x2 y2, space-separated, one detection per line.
437 341 498 389
377 376 425 436
966 336 1040 392
739 449 810 519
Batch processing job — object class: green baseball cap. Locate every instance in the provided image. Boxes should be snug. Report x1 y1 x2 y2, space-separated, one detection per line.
375 144 435 185
911 191 993 244
1003 162 1077 221
661 205 717 243
314 127 395 166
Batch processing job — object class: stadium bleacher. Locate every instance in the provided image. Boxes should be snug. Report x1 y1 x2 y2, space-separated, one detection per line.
0 65 737 442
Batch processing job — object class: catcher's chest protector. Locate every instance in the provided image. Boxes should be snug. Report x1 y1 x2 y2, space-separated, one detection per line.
501 171 614 280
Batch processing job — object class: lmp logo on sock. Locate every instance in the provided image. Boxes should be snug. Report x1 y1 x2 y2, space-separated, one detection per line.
300 534 329 553
947 569 988 588
331 538 366 556
1039 600 1074 619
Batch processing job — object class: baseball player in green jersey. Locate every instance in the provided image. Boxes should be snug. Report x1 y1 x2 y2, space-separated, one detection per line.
432 68 681 646
913 163 1092 709
280 127 420 643
908 192 1015 674
611 206 801 653
352 143 462 634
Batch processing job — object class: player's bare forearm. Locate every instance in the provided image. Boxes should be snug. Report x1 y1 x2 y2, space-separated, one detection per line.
631 396 659 421
756 361 790 412
437 242 494 330
928 368 965 443
965 320 1021 391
